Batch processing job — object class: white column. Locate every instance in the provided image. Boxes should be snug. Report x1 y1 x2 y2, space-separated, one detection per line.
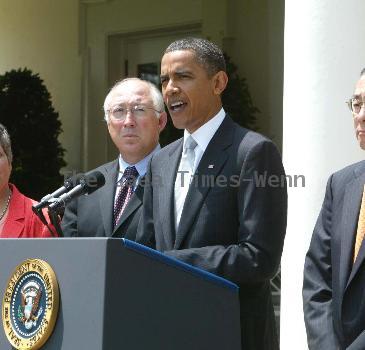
281 1 365 349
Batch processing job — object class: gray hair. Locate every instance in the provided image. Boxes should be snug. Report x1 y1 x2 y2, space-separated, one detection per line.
103 78 164 122
361 68 365 77
0 123 12 163
164 37 226 77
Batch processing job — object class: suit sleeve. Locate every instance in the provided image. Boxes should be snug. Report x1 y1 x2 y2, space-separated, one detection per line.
136 160 156 248
303 175 340 349
162 139 287 285
61 199 79 237
347 331 365 349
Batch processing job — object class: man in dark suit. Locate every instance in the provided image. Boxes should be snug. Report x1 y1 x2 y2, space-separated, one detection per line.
303 68 365 350
62 78 167 239
137 38 287 349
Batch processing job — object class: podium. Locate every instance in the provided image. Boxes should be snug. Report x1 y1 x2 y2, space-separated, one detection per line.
0 238 241 349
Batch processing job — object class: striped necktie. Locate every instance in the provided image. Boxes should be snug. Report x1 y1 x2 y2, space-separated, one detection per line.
113 166 138 228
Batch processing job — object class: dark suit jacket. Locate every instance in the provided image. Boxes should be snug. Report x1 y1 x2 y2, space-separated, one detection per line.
304 160 365 350
137 116 287 349
61 159 142 239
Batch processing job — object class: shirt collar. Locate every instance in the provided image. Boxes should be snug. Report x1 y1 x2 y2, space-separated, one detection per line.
183 107 226 153
117 144 161 182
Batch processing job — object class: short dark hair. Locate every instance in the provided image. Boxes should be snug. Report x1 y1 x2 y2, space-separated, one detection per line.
164 37 226 77
0 123 12 163
361 68 365 77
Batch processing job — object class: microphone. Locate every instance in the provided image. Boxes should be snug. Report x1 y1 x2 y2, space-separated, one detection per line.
32 174 83 225
48 170 105 213
41 176 79 202
32 174 82 213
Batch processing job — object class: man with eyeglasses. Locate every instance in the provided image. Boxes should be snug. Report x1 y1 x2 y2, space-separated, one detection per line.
62 78 167 238
303 68 365 350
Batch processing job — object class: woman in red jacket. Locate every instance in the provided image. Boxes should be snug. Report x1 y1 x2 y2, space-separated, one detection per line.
0 124 54 238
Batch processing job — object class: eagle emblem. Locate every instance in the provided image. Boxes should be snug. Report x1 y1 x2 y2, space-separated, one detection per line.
2 259 59 350
17 281 44 330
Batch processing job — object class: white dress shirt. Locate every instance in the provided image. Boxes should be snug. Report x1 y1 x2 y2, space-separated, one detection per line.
174 108 226 229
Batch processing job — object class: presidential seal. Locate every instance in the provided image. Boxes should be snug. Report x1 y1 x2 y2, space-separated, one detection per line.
2 259 59 350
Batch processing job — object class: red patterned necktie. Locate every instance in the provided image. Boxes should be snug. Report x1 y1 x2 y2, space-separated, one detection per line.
113 166 139 227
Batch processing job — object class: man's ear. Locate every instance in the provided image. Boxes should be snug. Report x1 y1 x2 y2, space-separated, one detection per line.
158 111 168 133
212 71 228 95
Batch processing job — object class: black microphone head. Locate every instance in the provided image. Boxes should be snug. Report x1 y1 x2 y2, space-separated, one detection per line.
64 173 84 189
48 170 106 213
40 173 81 203
82 170 105 195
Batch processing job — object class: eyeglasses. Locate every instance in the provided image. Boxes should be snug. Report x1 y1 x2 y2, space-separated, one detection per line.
347 99 365 114
108 104 162 121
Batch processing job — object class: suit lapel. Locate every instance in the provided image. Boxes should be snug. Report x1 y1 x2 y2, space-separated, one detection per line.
346 169 365 288
99 160 118 237
160 140 183 248
174 117 234 249
112 182 143 235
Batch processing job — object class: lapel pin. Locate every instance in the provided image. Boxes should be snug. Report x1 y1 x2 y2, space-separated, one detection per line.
208 164 214 169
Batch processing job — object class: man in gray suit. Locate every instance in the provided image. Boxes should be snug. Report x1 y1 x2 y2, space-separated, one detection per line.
303 68 365 349
137 38 287 349
62 78 167 239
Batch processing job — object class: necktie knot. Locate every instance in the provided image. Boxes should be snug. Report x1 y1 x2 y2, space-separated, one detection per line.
122 166 139 186
181 136 197 171
184 136 197 153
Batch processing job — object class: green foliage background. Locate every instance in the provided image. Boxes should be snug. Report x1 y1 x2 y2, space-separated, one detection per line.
222 54 259 130
0 68 66 200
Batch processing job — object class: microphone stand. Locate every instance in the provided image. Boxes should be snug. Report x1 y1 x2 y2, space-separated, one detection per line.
33 170 105 238
32 198 64 237
32 203 48 225
47 207 64 237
